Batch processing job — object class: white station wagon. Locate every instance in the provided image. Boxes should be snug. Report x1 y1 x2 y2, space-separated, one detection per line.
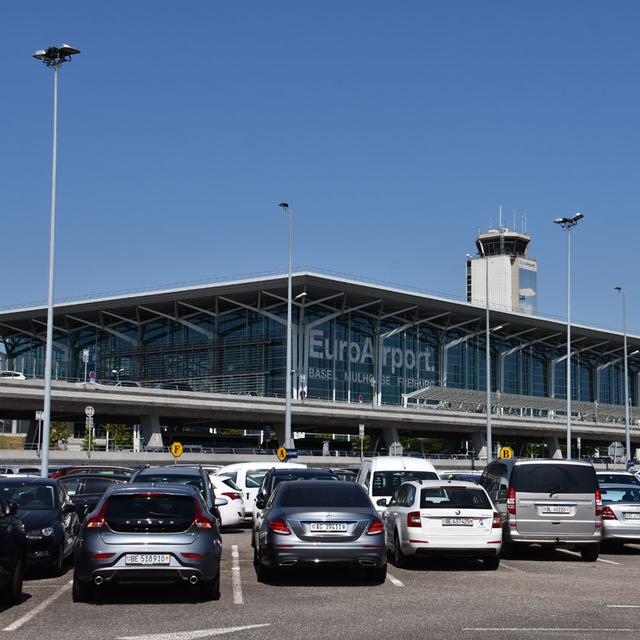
382 479 502 569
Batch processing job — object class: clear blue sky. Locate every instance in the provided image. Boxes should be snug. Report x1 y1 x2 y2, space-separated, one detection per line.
1 2 637 332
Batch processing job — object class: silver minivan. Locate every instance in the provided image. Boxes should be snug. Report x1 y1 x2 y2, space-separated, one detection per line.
480 459 601 561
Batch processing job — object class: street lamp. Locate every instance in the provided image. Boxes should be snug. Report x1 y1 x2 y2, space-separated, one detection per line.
615 287 631 466
554 212 584 459
33 44 81 478
111 368 124 383
278 202 294 449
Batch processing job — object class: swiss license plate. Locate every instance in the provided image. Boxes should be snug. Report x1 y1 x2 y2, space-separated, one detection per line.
541 505 571 514
125 554 171 565
442 517 473 526
310 522 348 532
625 513 640 520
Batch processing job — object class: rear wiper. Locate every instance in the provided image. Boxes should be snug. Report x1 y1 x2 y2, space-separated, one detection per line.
549 487 567 497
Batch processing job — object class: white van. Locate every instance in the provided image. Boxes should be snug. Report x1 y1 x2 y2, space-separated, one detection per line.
357 457 440 513
215 461 307 523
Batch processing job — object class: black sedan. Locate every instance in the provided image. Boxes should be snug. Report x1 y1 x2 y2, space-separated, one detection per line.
0 478 79 574
59 474 129 519
0 497 25 604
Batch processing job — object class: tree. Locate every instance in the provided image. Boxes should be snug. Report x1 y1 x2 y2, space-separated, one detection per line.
103 423 133 448
49 422 71 449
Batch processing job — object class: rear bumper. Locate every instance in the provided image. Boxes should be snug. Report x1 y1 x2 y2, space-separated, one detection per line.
506 530 601 545
261 542 386 569
403 539 501 558
602 522 640 541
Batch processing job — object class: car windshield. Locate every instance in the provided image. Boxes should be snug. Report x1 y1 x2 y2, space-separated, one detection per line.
138 474 204 493
0 482 56 510
601 487 640 503
598 474 639 485
104 494 196 533
513 464 596 494
372 471 438 496
280 484 371 508
246 471 268 489
420 487 491 509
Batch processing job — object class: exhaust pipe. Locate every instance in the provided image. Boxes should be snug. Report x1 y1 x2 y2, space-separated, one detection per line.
94 575 104 586
358 559 376 567
189 575 199 585
278 560 297 567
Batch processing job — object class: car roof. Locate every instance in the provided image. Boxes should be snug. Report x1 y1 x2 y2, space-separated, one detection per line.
270 468 335 476
599 483 640 489
137 466 202 476
107 483 200 497
403 479 483 489
277 479 359 490
216 462 307 472
363 456 438 471
597 471 634 475
59 473 129 482
0 477 57 486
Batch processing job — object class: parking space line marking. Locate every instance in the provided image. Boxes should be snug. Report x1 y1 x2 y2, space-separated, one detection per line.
231 544 243 605
387 572 404 587
463 628 639 632
608 605 640 608
500 562 525 574
3 580 72 631
555 549 620 565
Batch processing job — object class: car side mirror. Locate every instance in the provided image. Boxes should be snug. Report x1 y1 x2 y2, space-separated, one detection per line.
5 501 17 516
62 502 77 513
376 498 388 507
255 497 266 510
214 498 228 507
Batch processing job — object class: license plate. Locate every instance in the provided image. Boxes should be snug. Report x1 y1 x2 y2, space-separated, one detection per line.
541 505 571 514
442 517 473 526
625 513 640 520
309 522 348 532
125 554 171 565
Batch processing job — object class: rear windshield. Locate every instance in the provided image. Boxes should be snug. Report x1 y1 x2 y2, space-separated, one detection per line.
137 473 204 494
420 487 491 509
372 471 438 497
601 487 640 503
246 471 268 489
598 474 639 486
105 494 195 533
513 464 596 494
272 474 338 490
221 477 242 491
219 472 238 485
279 484 371 508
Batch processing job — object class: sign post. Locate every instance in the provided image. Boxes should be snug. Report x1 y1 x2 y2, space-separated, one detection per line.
35 410 44 457
82 349 90 384
359 423 365 462
85 406 95 459
276 446 298 462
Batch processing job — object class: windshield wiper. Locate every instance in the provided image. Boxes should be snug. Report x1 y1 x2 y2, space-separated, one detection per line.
549 487 568 497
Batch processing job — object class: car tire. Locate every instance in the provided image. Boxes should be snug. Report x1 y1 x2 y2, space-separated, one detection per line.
255 562 274 583
365 564 387 584
580 544 600 562
50 542 65 577
2 556 24 604
72 574 92 603
200 573 221 601
393 532 409 569
482 555 500 570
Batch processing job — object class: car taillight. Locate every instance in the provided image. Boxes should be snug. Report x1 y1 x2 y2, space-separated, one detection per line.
595 489 603 517
92 552 115 560
222 492 242 501
85 501 107 528
367 519 385 535
407 511 421 528
269 518 291 535
194 500 214 529
492 512 502 528
507 486 516 515
181 552 203 559
601 505 617 520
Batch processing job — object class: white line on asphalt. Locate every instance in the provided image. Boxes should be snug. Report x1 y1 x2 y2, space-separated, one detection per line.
387 572 404 587
118 624 271 640
555 548 620 565
462 628 639 633
608 605 640 608
499 562 525 574
231 544 243 605
3 580 72 632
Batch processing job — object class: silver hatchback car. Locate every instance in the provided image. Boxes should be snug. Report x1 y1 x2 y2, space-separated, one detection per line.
254 480 386 583
72 484 223 602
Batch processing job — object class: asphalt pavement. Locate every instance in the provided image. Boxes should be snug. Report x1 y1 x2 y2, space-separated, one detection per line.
2 530 640 640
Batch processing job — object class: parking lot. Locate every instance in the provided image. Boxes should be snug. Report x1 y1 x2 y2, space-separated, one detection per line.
2 531 640 640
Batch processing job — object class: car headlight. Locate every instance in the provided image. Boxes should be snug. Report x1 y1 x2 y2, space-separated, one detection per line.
41 527 54 537
26 527 54 540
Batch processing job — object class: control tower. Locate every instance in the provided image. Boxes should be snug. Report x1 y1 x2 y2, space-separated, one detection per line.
466 225 537 314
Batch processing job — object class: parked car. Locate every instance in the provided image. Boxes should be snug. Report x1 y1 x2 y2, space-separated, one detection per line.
51 465 136 479
0 371 26 380
215 462 307 524
357 457 440 513
209 474 245 528
253 468 340 532
383 480 501 569
154 382 194 392
0 466 41 476
130 466 221 523
253 480 386 583
59 474 130 518
480 459 602 561
439 471 483 484
600 483 640 545
329 468 358 482
72 483 224 602
596 472 640 486
0 497 26 604
100 380 142 388
0 477 79 573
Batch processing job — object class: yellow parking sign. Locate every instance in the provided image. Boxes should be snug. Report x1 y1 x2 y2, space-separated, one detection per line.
276 447 287 462
498 446 514 460
170 441 183 458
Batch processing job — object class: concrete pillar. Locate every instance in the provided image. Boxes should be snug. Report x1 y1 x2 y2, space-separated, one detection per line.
140 415 163 448
274 423 286 448
11 420 18 435
382 427 403 456
472 432 488 461
546 436 563 459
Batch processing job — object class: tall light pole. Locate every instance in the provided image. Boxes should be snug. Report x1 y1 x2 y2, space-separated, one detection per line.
615 287 631 465
553 212 584 459
278 202 294 449
33 44 81 478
